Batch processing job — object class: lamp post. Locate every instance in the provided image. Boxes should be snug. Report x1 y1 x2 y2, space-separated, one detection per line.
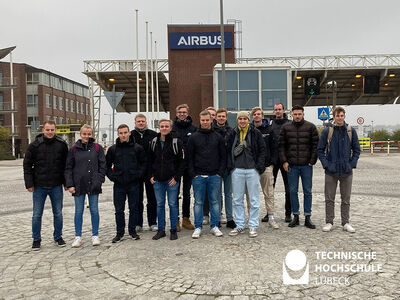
104 113 112 145
219 0 227 109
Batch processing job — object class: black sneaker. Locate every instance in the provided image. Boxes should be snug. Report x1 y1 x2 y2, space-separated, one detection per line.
32 240 41 251
261 214 269 222
285 215 292 223
54 237 66 247
130 232 140 240
152 230 166 240
226 220 236 229
112 235 123 243
170 229 178 240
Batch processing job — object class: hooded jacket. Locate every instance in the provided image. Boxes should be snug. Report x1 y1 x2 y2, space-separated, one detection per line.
64 138 107 196
131 127 157 152
187 127 226 177
106 135 147 187
279 119 319 166
253 119 278 167
172 116 197 149
148 133 186 182
212 121 233 147
227 124 266 174
23 133 68 189
317 123 361 177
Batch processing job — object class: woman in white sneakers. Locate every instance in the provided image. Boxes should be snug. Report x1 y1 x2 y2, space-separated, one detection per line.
65 125 106 247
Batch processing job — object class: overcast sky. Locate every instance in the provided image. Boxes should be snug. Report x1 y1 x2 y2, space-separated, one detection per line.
1 0 400 129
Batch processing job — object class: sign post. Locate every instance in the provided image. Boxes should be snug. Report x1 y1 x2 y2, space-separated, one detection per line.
104 86 125 144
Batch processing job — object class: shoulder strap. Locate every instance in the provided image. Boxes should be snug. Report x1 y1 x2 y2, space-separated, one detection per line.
172 138 179 155
73 145 77 153
151 137 157 152
94 143 100 152
326 127 334 154
346 125 352 143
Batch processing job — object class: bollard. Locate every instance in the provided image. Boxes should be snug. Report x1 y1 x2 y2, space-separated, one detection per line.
387 139 390 155
371 140 374 154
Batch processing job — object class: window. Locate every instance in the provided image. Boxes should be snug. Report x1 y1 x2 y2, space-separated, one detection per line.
0 72 2 86
65 98 69 112
0 92 3 111
81 103 84 114
53 96 57 109
46 115 51 121
59 97 63 110
0 114 4 126
76 101 79 114
59 117 63 124
53 116 57 124
70 100 74 112
86 103 89 115
26 73 39 84
46 94 51 108
27 95 38 107
77 119 80 124
27 116 40 131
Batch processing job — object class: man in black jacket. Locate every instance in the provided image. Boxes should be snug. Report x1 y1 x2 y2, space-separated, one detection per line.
279 105 319 229
227 111 266 238
131 114 157 232
149 119 186 241
172 104 196 231
187 110 226 239
23 120 68 250
251 107 279 229
106 124 147 242
270 103 292 222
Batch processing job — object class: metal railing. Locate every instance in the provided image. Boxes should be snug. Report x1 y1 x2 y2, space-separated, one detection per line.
0 77 18 88
0 102 18 112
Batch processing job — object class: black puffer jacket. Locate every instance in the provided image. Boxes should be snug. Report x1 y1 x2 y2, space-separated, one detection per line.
172 116 197 149
187 128 226 177
148 133 186 182
23 134 68 189
131 128 157 152
106 135 147 187
279 119 319 166
227 125 266 174
270 114 290 164
64 138 106 196
253 119 278 167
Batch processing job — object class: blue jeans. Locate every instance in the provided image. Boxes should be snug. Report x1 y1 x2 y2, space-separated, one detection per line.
153 180 179 231
287 165 313 216
192 175 222 229
32 185 63 241
222 171 233 221
113 184 140 236
74 194 99 237
231 168 260 229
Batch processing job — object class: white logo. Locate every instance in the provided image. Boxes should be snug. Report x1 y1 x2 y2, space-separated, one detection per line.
177 35 221 46
282 250 309 285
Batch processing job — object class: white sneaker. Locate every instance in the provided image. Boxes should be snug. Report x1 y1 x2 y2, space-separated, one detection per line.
192 228 202 239
229 227 245 236
92 236 100 246
202 216 209 225
210 226 223 237
268 218 279 229
343 223 355 233
72 236 83 248
150 225 158 232
322 223 333 232
249 227 258 238
220 214 227 224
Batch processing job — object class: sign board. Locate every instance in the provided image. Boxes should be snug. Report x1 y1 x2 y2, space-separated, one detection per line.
359 137 371 148
169 32 233 49
56 125 70 134
104 91 125 109
317 107 330 120
357 117 365 125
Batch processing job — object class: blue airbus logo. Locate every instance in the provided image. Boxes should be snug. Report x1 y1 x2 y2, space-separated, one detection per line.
169 32 233 49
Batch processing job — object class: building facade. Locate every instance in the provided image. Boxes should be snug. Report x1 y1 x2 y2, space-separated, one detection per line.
0 62 91 156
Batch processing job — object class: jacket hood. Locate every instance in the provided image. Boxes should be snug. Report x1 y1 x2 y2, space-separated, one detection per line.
198 127 213 134
173 115 194 129
75 137 96 148
252 119 270 128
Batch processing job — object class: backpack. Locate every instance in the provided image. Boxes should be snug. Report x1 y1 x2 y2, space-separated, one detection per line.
73 142 100 153
326 125 352 154
150 137 179 156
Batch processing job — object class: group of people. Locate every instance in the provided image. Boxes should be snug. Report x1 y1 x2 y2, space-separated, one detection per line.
23 102 360 250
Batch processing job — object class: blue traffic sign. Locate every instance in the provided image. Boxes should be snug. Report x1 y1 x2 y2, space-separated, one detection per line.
318 107 330 120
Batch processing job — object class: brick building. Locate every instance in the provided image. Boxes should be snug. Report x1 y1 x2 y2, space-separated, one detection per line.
0 62 91 156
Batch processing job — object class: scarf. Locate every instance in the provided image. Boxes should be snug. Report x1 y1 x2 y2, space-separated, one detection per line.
238 124 249 143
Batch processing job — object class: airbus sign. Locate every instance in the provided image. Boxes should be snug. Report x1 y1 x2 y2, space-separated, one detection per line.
169 32 233 49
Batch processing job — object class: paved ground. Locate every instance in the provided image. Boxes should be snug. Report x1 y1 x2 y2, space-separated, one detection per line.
0 153 399 299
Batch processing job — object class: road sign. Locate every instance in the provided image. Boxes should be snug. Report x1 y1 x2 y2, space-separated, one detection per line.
56 125 70 134
357 117 365 125
318 107 329 120
358 137 371 147
104 91 125 109
102 133 107 139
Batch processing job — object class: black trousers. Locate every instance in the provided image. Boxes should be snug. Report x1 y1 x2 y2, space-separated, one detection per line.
178 168 192 218
273 163 291 216
138 179 157 227
113 184 140 236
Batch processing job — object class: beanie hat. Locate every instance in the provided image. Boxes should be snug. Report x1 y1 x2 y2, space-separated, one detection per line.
237 111 249 120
